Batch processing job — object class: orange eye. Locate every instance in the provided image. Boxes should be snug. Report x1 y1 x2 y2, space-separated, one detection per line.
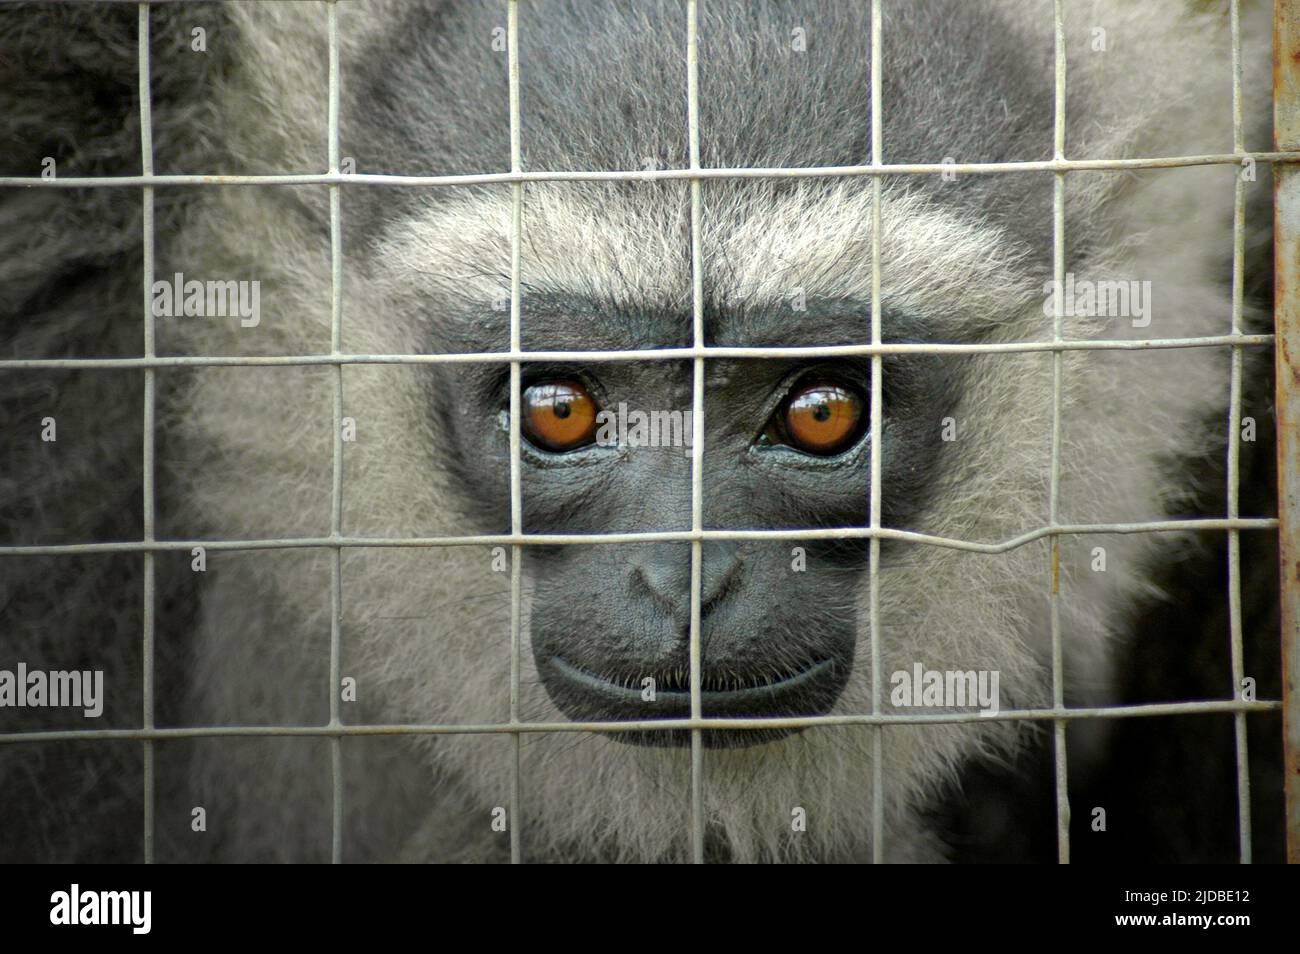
778 383 864 455
521 381 599 452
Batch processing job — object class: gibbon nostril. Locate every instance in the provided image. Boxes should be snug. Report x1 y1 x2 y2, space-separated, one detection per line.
630 542 744 619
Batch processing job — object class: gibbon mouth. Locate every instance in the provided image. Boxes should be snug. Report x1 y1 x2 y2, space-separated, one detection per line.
546 656 842 749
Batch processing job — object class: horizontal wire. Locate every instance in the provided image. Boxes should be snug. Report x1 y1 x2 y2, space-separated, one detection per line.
0 518 1277 558
1 152 1297 190
0 522 1279 561
0 334 1276 371
0 698 1282 747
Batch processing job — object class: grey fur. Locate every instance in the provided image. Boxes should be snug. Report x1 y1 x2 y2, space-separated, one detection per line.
0 0 1280 862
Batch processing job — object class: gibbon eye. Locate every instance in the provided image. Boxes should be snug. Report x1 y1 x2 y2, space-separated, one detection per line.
762 381 865 455
521 380 599 452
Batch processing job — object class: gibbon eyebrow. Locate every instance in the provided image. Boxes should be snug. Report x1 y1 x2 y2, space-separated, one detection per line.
511 289 939 352
703 299 941 349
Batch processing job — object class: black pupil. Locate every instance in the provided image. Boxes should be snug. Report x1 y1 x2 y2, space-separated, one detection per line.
553 400 571 419
812 402 831 422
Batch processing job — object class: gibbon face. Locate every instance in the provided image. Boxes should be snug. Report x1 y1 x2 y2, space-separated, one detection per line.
354 0 1066 756
429 316 967 746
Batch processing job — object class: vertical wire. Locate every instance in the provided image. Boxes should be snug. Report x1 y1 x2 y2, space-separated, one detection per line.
1050 0 1071 865
1227 0 1252 863
868 0 885 865
137 1 156 866
686 0 707 865
327 0 344 865
507 0 524 865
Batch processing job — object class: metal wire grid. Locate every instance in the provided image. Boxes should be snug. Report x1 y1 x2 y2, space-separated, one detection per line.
1227 0 1253 864
0 0 1291 865
1049 0 1069 864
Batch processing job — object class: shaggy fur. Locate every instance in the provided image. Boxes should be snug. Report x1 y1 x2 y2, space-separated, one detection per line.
0 0 1279 862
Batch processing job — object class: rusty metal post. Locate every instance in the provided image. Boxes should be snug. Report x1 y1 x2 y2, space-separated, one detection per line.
1275 0 1300 865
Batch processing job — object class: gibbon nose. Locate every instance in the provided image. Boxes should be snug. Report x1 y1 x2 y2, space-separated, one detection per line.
630 541 743 622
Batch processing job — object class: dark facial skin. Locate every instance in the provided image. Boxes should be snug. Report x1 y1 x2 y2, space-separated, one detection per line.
519 357 869 748
431 294 964 748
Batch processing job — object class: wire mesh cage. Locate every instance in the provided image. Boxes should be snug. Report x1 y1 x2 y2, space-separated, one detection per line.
0 0 1297 864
